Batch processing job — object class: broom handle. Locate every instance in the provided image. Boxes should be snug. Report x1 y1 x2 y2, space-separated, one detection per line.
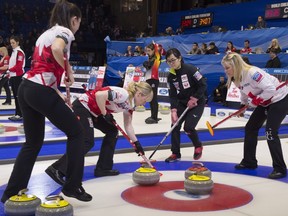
112 121 155 169
212 80 288 129
212 105 248 129
148 106 190 160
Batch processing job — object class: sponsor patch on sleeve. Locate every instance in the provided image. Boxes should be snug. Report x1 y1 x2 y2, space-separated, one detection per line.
252 72 263 82
193 71 202 81
17 55 24 61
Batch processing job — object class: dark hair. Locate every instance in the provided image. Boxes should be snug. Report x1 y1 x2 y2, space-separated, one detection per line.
193 42 198 46
146 43 155 51
242 56 251 65
244 39 250 43
49 0 82 30
165 48 184 63
10 35 21 46
227 41 234 48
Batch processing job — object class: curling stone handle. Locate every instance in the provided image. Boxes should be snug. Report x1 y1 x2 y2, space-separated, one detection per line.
18 188 28 195
192 162 204 167
45 195 64 201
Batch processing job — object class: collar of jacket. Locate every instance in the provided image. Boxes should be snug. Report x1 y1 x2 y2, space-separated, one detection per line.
169 68 176 75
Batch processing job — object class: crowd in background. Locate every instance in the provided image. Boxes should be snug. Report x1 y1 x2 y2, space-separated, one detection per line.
0 0 146 66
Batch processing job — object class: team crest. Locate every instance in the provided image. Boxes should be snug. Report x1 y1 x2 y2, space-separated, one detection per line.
182 81 190 89
193 71 202 81
252 72 263 82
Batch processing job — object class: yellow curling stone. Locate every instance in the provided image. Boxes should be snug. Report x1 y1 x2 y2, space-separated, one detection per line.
184 175 214 195
132 167 160 185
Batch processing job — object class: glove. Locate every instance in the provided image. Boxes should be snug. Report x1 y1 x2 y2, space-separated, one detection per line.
187 96 198 109
248 97 263 108
103 113 115 124
133 141 144 156
171 109 178 124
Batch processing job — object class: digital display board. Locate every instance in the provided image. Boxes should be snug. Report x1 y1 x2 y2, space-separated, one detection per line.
180 13 213 29
265 2 288 19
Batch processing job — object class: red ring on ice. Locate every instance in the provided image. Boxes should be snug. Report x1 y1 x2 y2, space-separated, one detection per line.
122 181 253 212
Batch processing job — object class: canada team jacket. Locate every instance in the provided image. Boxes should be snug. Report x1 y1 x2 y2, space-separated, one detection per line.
239 67 288 106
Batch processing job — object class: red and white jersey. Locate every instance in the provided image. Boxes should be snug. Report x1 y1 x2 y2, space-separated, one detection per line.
78 86 135 117
8 46 25 77
0 56 10 75
239 67 288 106
23 24 74 89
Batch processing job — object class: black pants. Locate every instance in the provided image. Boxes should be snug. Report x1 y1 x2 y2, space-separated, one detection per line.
146 79 159 120
0 77 11 103
52 99 118 174
10 76 22 116
241 94 288 174
1 79 85 201
171 99 205 156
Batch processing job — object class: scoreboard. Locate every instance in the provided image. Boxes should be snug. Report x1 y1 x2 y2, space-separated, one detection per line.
265 2 288 19
180 12 213 29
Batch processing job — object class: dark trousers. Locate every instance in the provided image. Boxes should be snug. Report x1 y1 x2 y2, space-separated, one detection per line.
52 99 118 174
241 94 288 174
146 79 159 120
1 79 85 201
171 99 205 156
0 77 11 103
10 76 22 116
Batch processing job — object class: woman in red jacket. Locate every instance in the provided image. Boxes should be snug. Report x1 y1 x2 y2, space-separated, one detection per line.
8 35 25 121
0 46 11 105
225 41 237 54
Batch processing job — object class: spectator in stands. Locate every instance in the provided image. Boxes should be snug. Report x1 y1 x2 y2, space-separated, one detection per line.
188 42 201 55
213 76 227 104
240 40 252 54
266 38 281 54
124 45 134 56
221 52 288 179
206 42 219 54
265 48 281 68
200 43 207 54
143 43 161 124
7 35 25 121
242 56 251 65
134 45 145 56
0 46 11 105
165 26 174 36
255 16 267 29
158 44 166 56
175 26 183 35
254 47 264 54
225 41 237 54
